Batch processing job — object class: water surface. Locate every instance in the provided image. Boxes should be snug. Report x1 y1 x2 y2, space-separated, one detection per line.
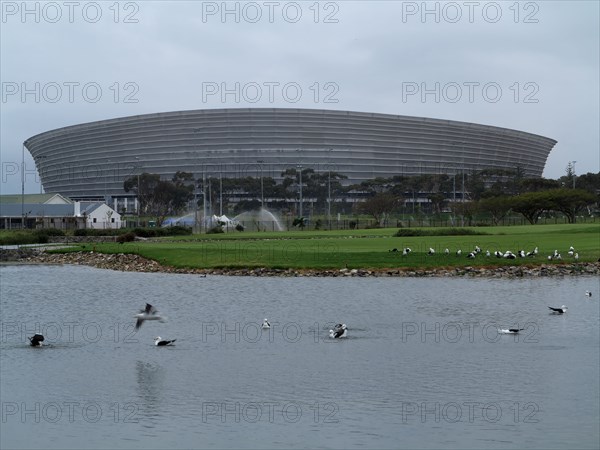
1 265 598 449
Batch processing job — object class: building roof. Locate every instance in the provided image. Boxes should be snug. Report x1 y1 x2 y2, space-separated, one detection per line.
0 201 119 218
0 193 72 204
0 203 75 217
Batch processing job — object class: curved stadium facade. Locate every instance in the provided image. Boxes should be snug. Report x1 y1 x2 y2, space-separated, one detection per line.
25 108 556 201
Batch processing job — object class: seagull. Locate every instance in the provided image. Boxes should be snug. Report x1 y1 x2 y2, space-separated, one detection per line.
518 250 526 258
495 251 503 258
499 328 525 334
402 247 411 255
389 248 398 252
567 250 574 257
548 305 568 314
428 248 435 256
154 336 176 346
467 252 476 259
485 250 491 257
526 247 537 257
504 251 516 259
444 248 450 255
574 253 579 260
28 334 44 347
456 249 462 256
585 291 592 297
135 303 165 330
329 324 347 339
262 318 271 329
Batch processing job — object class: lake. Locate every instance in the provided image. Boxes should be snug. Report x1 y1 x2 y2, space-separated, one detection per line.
1 264 598 449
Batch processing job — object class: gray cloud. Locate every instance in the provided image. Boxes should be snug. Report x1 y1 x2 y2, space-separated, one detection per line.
1 0 598 194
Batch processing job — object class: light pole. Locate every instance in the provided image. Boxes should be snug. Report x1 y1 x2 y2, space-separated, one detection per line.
21 144 25 228
135 157 141 227
257 159 264 208
327 149 332 229
104 159 111 202
297 164 303 218
37 155 47 194
219 170 223 216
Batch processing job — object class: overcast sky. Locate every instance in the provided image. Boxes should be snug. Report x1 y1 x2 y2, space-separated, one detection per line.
1 0 598 194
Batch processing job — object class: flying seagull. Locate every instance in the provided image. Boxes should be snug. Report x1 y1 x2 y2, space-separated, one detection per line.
262 318 271 329
154 336 176 346
548 305 568 314
28 334 44 347
135 303 165 330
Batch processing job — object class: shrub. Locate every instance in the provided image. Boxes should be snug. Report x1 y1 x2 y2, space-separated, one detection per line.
116 232 136 243
207 226 224 234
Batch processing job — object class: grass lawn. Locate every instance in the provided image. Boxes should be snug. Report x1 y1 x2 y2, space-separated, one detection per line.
52 223 600 270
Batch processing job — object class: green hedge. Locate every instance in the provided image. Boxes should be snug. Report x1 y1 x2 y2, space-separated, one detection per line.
393 227 489 237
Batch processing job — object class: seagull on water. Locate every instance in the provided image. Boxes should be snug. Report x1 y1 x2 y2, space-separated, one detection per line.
262 318 271 329
329 324 347 339
154 336 176 346
28 334 44 347
548 305 568 314
585 291 592 297
135 303 166 330
499 328 525 334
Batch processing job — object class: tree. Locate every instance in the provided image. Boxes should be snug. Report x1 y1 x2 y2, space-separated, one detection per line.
573 172 600 195
124 172 161 214
546 188 597 223
355 193 399 226
477 195 512 225
510 191 554 224
124 172 194 226
427 192 447 215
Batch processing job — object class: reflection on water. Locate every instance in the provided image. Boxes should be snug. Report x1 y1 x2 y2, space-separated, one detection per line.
0 265 598 450
135 360 165 426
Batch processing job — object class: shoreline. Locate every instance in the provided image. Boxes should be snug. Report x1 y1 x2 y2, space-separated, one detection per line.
2 249 599 278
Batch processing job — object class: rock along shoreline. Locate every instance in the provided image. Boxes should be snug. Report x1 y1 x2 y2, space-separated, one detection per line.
2 248 599 278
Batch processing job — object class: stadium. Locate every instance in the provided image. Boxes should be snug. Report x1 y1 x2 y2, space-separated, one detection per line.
24 108 556 211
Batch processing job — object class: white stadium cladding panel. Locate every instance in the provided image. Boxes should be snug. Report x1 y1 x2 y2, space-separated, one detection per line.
24 108 556 199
